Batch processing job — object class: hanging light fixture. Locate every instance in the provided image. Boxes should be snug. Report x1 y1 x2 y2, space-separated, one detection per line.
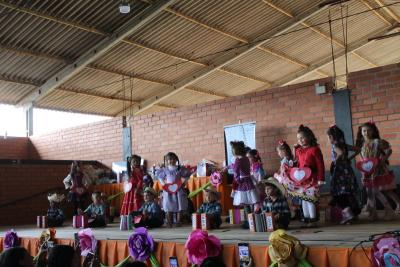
119 0 131 14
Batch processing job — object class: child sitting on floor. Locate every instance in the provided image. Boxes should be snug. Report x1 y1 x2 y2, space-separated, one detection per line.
80 191 106 228
130 187 164 228
262 178 291 230
47 193 65 227
196 186 222 229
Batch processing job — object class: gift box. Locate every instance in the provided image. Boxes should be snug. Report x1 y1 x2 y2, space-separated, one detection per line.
73 215 88 229
196 160 215 177
248 213 255 232
264 212 276 232
201 213 211 230
192 213 201 230
229 209 245 224
37 216 48 228
119 215 133 231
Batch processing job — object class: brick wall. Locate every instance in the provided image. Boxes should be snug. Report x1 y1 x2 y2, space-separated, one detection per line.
19 63 400 173
0 137 30 159
131 78 335 174
0 163 70 225
29 118 123 167
348 62 400 166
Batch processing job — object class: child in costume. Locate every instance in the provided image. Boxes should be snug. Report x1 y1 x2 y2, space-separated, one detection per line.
63 161 89 215
274 140 302 220
247 149 266 183
81 191 106 228
230 141 259 210
294 125 325 227
121 155 144 215
355 121 400 220
262 178 291 230
131 187 163 228
155 152 192 227
47 193 65 227
196 186 222 229
329 142 361 224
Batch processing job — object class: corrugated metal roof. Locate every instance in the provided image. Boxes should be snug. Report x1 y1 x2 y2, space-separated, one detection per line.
0 49 65 82
286 71 324 85
319 53 372 77
0 0 398 116
225 49 303 82
128 11 241 64
191 71 265 96
170 0 291 41
0 80 35 104
160 88 220 107
92 42 204 84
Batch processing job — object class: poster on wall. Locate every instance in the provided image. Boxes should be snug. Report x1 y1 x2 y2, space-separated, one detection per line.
224 122 256 166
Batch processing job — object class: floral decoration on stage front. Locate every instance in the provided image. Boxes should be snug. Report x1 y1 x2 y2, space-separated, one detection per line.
185 229 222 266
3 229 19 249
78 228 98 257
128 227 159 267
188 170 224 198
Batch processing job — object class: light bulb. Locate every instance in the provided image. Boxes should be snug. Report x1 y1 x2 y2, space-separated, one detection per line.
119 3 130 14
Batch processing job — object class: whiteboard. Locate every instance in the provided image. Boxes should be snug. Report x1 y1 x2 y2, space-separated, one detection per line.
224 122 256 166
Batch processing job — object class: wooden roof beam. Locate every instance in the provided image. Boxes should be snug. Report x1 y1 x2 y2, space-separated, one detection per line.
114 4 329 116
16 0 176 107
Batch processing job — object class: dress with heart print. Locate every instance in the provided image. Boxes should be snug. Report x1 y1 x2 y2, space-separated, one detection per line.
359 138 396 190
120 167 144 215
155 166 192 212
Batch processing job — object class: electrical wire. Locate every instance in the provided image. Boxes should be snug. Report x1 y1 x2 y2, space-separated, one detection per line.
328 9 337 90
41 1 400 104
340 3 349 86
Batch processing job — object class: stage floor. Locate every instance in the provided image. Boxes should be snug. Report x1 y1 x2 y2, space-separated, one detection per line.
2 213 399 247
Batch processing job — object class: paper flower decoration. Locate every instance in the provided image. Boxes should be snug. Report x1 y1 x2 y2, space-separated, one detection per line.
185 230 222 265
128 227 159 266
78 228 98 257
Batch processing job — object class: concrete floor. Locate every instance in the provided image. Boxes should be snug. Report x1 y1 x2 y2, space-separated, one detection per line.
2 213 399 247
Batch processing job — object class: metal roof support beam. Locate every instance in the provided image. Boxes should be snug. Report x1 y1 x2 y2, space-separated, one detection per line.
16 0 175 107
271 25 396 87
115 4 329 116
359 0 392 26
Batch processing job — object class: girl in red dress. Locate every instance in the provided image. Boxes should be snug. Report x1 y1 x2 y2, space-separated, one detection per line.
120 155 144 215
294 125 325 227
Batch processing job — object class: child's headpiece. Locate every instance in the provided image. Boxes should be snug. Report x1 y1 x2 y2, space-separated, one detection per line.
277 140 287 146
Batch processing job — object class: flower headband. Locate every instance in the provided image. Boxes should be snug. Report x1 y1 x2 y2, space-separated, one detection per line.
277 139 287 146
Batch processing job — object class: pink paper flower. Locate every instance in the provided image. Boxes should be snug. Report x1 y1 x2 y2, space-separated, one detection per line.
78 228 97 257
185 230 222 265
3 229 19 249
210 171 222 187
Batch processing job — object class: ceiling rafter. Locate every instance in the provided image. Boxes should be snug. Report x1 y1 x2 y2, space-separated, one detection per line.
261 0 378 68
185 86 229 99
115 4 329 116
372 0 400 22
16 0 176 106
271 25 396 87
0 1 271 89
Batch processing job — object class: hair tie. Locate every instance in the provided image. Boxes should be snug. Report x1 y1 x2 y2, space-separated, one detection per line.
330 123 336 128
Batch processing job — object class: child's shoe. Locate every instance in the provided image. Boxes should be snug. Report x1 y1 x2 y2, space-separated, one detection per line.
383 207 395 221
340 207 354 225
306 218 318 228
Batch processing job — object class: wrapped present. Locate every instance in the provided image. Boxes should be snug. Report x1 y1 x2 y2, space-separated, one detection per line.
119 215 133 231
201 213 211 230
248 213 255 232
192 213 201 230
255 213 263 232
73 215 88 229
229 209 245 224
36 216 48 228
264 212 276 232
